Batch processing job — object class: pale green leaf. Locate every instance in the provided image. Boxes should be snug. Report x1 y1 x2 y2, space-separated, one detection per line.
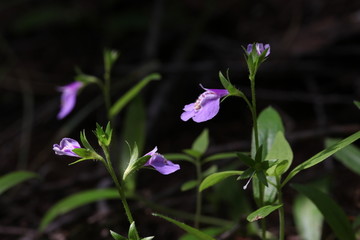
152 213 216 240
292 184 355 240
200 171 243 192
192 129 209 156
39 188 119 231
266 131 293 176
0 171 39 195
181 180 198 191
293 193 323 240
246 204 282 222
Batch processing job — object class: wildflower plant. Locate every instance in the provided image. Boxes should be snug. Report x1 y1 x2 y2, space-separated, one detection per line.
43 45 360 240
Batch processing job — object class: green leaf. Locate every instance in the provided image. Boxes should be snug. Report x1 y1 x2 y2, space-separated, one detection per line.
152 213 216 240
246 204 282 222
179 227 225 240
199 171 243 192
39 188 119 231
72 148 93 158
123 143 151 180
202 165 218 177
183 149 202 159
181 180 198 191
354 100 360 109
164 153 195 163
252 107 284 157
203 152 238 163
128 222 138 240
110 73 161 118
75 72 100 84
237 152 255 167
266 131 293 176
292 184 355 240
192 129 209 156
326 138 360 175
110 230 128 240
0 171 39 195
293 193 323 240
80 130 95 151
218 71 243 97
120 96 146 174
283 131 360 186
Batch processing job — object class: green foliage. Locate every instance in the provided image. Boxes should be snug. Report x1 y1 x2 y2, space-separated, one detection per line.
152 213 216 240
179 227 224 240
292 184 355 240
218 71 244 97
181 180 198 191
325 138 360 175
246 204 282 222
110 73 161 118
39 188 119 231
110 230 128 240
192 129 209 155
283 131 360 186
94 122 113 147
293 193 323 240
199 171 243 192
0 171 39 195
123 143 151 180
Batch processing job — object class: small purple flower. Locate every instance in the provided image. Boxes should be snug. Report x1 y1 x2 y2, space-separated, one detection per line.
181 85 229 123
144 147 180 175
53 138 81 157
247 43 270 57
57 82 83 119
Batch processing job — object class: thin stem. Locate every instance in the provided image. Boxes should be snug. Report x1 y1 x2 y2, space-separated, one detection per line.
194 160 203 228
250 74 259 150
276 176 285 240
102 145 139 238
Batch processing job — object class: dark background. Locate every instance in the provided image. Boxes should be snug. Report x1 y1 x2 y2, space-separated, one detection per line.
0 0 360 239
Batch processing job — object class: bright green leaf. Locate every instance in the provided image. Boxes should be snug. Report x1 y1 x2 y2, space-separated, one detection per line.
152 213 216 240
266 131 293 176
246 204 282 222
283 131 360 186
110 73 161 118
192 129 209 156
39 188 119 231
292 184 355 240
326 138 360 175
200 171 243 192
0 171 39 195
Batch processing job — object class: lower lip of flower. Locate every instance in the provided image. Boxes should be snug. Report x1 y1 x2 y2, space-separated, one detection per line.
194 91 216 111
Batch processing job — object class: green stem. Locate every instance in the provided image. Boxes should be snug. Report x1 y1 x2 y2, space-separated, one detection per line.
102 145 139 238
276 176 285 240
194 160 203 228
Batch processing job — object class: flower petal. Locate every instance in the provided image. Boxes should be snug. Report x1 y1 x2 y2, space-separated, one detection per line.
57 82 83 119
192 97 220 122
147 154 180 175
53 138 81 157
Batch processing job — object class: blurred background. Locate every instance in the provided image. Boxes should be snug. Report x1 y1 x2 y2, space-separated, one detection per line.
0 0 359 239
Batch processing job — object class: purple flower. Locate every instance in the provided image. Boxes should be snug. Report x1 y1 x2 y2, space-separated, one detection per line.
53 138 81 157
181 85 229 123
144 147 180 175
247 43 270 57
57 82 83 119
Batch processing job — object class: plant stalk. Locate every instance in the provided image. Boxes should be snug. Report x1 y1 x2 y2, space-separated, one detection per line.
194 160 203 228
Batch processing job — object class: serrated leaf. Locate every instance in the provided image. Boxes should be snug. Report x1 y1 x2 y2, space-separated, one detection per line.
292 184 355 240
326 138 360 175
246 204 282 222
110 230 128 240
152 213 216 240
39 188 119 231
181 180 198 191
293 193 323 240
191 129 209 156
0 171 39 195
283 131 360 186
110 73 161 118
266 131 293 176
200 171 243 192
